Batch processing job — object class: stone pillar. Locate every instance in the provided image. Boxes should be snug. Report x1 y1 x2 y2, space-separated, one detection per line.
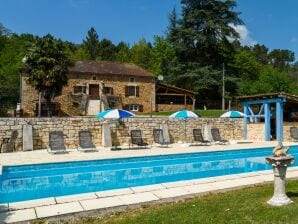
102 121 112 147
266 156 294 206
160 121 170 143
23 124 33 151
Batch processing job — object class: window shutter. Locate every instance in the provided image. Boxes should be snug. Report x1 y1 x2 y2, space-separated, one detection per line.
123 104 129 110
138 104 143 112
136 86 139 97
125 86 129 97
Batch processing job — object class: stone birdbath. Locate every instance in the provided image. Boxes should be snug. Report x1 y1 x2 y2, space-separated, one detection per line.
266 142 294 206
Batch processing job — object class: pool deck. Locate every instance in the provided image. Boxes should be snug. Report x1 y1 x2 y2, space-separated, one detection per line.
0 141 298 223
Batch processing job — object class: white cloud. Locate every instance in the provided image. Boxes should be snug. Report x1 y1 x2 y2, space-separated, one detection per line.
229 24 257 47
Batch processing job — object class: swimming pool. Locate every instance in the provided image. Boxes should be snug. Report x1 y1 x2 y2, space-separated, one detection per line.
0 146 297 203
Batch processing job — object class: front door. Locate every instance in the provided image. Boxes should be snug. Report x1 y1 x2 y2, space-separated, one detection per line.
89 84 99 100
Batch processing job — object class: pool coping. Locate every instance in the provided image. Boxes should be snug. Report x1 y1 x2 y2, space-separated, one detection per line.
1 166 298 223
1 141 296 167
1 142 298 223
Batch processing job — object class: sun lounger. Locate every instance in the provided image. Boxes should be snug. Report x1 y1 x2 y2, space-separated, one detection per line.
153 129 170 147
211 128 229 144
130 130 149 148
192 129 211 145
48 131 67 154
78 130 97 152
0 130 18 153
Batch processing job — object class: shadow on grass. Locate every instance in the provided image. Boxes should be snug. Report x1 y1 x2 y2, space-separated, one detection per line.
287 191 298 198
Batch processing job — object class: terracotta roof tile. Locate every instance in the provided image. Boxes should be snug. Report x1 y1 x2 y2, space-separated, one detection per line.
69 60 154 77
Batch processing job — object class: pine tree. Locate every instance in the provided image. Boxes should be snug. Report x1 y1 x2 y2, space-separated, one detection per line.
82 27 100 60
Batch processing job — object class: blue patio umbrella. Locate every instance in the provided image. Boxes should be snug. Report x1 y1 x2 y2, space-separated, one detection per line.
169 110 199 142
220 111 245 118
96 109 136 150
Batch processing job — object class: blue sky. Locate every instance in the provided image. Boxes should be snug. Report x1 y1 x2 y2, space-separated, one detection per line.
1 0 298 59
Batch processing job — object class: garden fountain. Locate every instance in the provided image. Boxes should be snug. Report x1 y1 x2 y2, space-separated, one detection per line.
266 142 294 206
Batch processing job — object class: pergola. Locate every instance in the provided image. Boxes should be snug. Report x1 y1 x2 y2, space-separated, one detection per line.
155 83 196 110
237 92 298 142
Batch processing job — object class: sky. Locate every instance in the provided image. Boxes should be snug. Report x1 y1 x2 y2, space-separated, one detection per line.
1 0 298 59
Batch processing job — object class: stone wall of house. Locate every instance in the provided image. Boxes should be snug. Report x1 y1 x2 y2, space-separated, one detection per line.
21 73 155 116
156 104 193 112
0 117 244 151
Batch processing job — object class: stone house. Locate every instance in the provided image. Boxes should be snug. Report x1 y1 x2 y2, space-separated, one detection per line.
21 60 195 116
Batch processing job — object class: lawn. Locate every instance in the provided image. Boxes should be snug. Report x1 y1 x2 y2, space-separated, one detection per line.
139 109 226 117
69 180 298 224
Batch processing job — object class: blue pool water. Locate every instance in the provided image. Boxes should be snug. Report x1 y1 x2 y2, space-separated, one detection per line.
0 146 297 203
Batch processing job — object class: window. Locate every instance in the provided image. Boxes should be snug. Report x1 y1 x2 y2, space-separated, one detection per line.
129 77 135 83
92 75 97 80
104 87 113 95
73 85 86 94
128 86 136 97
125 85 139 97
128 104 139 111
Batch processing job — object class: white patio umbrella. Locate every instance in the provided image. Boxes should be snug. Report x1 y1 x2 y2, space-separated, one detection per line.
96 109 135 150
220 111 245 118
169 110 199 143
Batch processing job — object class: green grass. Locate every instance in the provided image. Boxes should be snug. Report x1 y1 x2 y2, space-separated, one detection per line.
139 110 226 117
67 180 298 224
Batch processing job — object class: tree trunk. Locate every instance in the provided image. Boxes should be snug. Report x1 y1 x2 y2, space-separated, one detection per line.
38 92 42 117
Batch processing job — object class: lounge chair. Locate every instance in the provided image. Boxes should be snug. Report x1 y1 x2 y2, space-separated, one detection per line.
78 130 97 152
192 129 211 145
48 131 67 154
153 129 170 147
211 128 229 144
0 130 18 153
130 130 149 148
290 127 298 142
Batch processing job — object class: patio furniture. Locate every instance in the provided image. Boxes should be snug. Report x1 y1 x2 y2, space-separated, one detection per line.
48 131 67 154
153 129 170 147
0 130 18 153
290 127 298 142
78 130 97 152
130 130 148 148
211 128 229 144
192 129 211 145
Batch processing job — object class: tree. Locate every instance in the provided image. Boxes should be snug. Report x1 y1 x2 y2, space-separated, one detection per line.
167 7 179 44
168 0 243 67
23 34 72 116
82 27 100 60
251 44 270 65
151 36 176 76
0 33 36 114
99 38 116 61
229 48 263 81
238 66 297 95
115 42 131 62
269 49 295 70
130 39 153 70
0 22 11 52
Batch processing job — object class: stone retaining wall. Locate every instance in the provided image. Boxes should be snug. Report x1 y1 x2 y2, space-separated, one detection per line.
0 117 244 151
246 122 298 142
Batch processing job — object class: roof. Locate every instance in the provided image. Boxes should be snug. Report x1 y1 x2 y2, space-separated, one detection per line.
237 92 298 109
237 92 298 103
68 60 154 77
156 82 196 95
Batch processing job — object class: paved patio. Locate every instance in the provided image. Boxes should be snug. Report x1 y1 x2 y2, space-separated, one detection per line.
0 141 297 223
